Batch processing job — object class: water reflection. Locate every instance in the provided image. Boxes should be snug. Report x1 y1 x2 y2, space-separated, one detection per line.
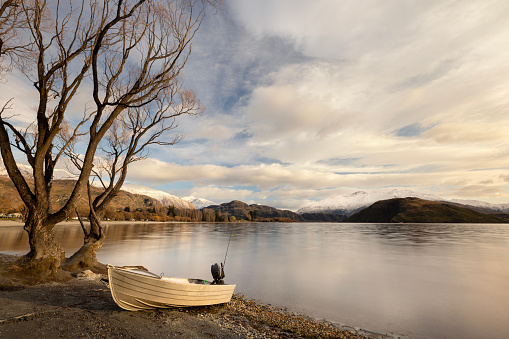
1 222 509 339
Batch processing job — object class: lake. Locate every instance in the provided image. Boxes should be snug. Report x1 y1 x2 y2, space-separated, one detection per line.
1 222 509 339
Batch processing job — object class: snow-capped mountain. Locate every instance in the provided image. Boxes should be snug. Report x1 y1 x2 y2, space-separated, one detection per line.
298 189 444 216
298 189 509 216
446 198 509 213
1 163 76 180
183 196 216 209
121 184 195 209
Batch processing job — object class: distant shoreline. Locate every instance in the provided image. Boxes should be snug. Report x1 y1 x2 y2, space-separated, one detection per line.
0 219 167 227
3 219 509 228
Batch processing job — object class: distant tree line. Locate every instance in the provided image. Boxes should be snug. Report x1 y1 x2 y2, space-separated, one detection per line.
73 205 292 223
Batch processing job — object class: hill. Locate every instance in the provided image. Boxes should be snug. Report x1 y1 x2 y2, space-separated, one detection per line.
299 212 346 222
297 188 509 216
0 176 163 214
297 189 443 216
344 197 507 223
202 200 305 222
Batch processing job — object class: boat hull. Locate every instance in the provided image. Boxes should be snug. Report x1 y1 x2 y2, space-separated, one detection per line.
107 265 236 311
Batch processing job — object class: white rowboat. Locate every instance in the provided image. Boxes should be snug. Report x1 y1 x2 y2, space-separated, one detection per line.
107 265 236 311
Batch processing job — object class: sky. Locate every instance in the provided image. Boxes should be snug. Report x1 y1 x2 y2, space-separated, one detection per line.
3 0 509 211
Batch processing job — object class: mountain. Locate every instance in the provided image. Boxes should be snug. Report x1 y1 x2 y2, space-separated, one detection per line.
297 188 509 216
0 163 33 178
183 196 216 209
446 198 509 213
0 176 23 212
121 184 195 209
0 176 162 213
1 164 192 209
344 197 506 223
299 212 346 222
298 189 442 216
0 164 77 181
203 200 304 222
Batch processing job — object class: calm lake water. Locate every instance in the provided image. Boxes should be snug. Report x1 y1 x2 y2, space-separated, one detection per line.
1 222 509 339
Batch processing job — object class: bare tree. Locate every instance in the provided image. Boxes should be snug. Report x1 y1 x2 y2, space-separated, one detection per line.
64 88 203 272
0 0 219 278
0 0 32 78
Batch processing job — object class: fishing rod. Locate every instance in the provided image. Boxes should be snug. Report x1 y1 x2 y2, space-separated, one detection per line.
211 232 233 284
223 233 233 269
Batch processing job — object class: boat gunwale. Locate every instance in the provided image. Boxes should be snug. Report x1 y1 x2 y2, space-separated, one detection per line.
111 267 236 291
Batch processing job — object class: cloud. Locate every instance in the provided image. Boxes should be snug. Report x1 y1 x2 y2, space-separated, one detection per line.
183 8 308 116
424 122 509 144
0 75 39 126
230 0 435 58
230 1 509 63
245 84 348 141
126 156 509 210
179 1 509 178
445 185 509 199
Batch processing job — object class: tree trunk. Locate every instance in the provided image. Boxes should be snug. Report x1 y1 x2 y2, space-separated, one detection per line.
13 211 69 282
62 210 106 274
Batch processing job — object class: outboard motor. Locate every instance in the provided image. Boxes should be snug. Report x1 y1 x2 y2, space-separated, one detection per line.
211 262 225 285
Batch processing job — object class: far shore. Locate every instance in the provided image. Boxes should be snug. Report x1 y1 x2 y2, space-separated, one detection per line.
0 219 169 227
0 219 297 227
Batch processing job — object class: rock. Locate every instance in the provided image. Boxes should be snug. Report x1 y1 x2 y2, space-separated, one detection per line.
76 270 101 281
